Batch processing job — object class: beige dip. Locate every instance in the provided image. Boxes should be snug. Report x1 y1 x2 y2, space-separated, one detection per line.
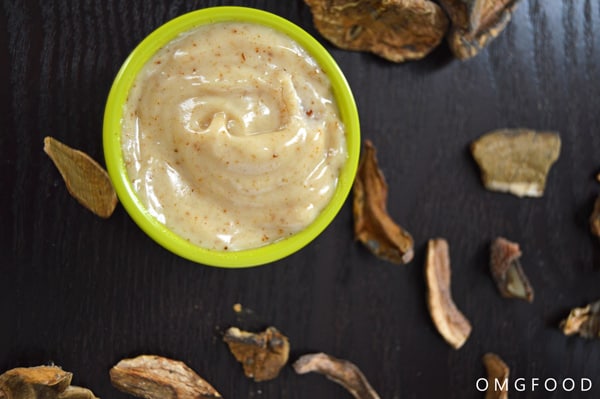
122 22 347 251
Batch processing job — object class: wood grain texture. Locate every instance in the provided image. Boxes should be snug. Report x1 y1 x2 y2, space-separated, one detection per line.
1 1 600 398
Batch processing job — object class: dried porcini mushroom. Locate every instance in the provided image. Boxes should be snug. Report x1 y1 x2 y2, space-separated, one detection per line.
471 129 561 197
438 0 521 59
304 0 449 62
0 365 98 399
482 353 509 399
590 196 600 239
353 140 414 264
223 326 289 382
560 300 600 339
56 387 98 399
293 353 380 399
489 237 534 302
44 136 117 218
425 238 472 349
109 355 222 399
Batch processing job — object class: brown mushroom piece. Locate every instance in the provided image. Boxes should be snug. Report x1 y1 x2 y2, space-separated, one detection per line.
560 299 600 339
109 355 222 399
489 237 534 302
425 238 472 349
223 326 289 382
353 140 414 264
590 195 600 239
482 353 510 399
44 136 118 218
438 0 521 59
471 129 561 198
304 0 449 62
57 387 99 399
0 366 98 399
293 353 380 399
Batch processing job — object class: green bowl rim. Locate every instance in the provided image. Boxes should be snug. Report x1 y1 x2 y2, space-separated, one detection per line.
103 6 360 268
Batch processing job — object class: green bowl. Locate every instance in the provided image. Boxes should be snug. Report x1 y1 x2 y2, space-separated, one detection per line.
103 6 360 267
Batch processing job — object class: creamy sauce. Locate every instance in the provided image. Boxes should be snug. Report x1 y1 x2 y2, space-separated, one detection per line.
122 22 347 251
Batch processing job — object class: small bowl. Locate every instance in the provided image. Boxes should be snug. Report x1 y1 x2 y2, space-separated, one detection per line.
103 6 360 267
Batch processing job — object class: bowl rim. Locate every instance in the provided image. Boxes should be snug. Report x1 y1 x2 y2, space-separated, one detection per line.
103 6 360 268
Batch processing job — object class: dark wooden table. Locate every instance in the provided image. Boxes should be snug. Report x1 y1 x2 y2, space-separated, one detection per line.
2 1 600 398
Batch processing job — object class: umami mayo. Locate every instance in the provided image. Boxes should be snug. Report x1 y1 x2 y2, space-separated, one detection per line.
122 22 347 250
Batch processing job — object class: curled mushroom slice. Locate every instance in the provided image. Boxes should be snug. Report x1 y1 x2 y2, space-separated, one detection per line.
223 326 289 382
109 355 222 399
353 140 414 264
590 196 600 239
0 365 98 399
560 300 600 339
304 0 449 62
482 353 509 399
425 238 472 349
438 0 521 59
489 237 534 302
293 353 380 399
44 136 117 218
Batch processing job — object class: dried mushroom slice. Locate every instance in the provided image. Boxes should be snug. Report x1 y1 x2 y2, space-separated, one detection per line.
438 0 521 59
489 237 534 302
223 326 289 382
590 195 600 239
293 353 380 399
353 140 414 264
471 129 561 198
0 365 98 399
560 300 600 339
304 0 449 62
482 353 509 399
58 386 98 399
0 366 71 398
110 355 222 399
44 136 117 218
425 238 472 349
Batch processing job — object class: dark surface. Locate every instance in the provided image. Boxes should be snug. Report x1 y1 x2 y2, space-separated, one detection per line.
2 1 600 398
